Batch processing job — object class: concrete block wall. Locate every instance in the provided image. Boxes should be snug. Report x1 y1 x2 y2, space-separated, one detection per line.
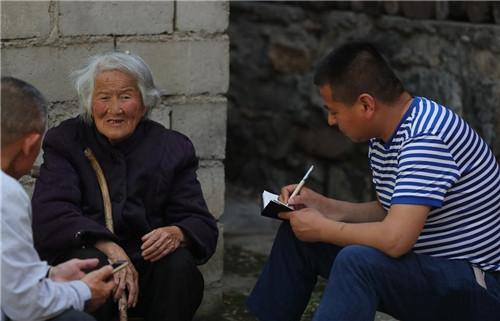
1 1 229 317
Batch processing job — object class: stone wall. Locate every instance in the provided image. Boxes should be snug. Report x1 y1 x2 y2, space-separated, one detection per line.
227 1 500 202
1 1 228 316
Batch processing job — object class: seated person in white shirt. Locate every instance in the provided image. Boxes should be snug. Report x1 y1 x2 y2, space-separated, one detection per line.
1 76 115 321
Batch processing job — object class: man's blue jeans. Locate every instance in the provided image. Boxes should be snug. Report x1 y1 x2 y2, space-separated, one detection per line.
247 222 500 321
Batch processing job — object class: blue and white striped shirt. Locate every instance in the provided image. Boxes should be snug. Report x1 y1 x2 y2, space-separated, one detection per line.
369 97 500 271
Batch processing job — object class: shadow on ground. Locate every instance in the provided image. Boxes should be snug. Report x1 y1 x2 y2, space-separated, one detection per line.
205 189 397 321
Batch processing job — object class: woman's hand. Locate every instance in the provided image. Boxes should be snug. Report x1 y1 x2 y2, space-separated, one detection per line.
141 226 185 262
94 240 138 308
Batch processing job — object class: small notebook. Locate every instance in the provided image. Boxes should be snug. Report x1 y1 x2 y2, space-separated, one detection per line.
261 190 293 220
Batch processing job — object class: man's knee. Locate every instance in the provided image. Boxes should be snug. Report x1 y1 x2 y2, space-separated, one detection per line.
50 309 96 321
275 221 295 242
333 245 387 274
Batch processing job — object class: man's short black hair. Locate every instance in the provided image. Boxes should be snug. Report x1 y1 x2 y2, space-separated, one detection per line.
313 42 404 105
1 76 47 147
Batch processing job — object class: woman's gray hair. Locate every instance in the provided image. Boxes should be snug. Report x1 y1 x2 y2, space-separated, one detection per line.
72 51 161 123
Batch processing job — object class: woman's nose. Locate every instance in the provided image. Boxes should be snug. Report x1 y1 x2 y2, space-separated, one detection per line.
107 98 123 114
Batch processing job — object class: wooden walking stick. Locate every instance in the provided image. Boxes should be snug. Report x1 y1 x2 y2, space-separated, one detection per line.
84 148 128 321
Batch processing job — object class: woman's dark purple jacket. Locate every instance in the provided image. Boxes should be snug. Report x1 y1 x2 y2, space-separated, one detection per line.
32 116 218 265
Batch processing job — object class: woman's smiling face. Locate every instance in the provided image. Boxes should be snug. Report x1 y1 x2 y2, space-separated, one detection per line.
92 70 145 144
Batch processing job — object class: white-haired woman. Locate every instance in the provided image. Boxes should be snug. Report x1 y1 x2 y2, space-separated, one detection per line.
32 52 218 321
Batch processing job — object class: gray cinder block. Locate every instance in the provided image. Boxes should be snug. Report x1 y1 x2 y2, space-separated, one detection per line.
59 2 174 36
170 100 227 160
176 1 229 32
1 42 114 102
1 1 51 40
116 37 229 95
198 160 225 219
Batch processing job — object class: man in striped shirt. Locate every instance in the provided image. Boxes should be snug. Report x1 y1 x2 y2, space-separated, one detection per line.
247 42 500 321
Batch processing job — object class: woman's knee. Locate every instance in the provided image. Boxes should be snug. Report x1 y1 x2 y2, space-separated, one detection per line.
156 248 199 275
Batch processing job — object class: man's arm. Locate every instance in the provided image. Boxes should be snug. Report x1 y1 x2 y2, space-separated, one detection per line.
1 177 92 320
282 185 387 222
280 203 430 258
324 199 387 223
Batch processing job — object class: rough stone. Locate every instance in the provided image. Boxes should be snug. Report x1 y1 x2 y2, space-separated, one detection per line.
494 3 500 24
268 42 311 73
465 1 492 23
198 161 225 219
116 38 229 95
176 1 229 32
47 100 80 128
400 2 435 19
383 1 399 15
473 50 500 80
297 127 354 160
59 1 174 36
435 1 449 20
227 2 500 200
401 68 463 114
19 174 37 198
1 42 114 102
170 101 227 160
1 1 51 40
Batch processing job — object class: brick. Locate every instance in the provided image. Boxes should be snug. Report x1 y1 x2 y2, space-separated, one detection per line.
196 223 223 318
1 42 114 102
176 1 229 32
116 38 229 95
170 101 227 159
1 2 51 40
2 40 113 101
197 161 225 218
199 223 224 285
59 2 174 36
150 104 172 129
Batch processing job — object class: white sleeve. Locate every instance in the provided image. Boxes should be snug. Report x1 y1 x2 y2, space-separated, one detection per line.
1 173 91 321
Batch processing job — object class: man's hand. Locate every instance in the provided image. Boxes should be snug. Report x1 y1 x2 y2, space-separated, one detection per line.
279 208 329 242
280 185 329 213
94 240 139 308
49 258 99 282
81 265 115 312
141 226 184 262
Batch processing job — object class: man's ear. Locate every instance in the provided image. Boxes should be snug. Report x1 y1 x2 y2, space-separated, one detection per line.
21 132 42 156
358 93 376 117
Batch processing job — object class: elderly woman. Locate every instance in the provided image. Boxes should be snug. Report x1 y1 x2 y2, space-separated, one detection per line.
31 52 218 321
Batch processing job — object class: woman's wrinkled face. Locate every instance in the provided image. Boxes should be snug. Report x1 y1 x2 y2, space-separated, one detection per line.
92 70 145 144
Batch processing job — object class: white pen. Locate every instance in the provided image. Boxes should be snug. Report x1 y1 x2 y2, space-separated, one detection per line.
287 165 314 205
